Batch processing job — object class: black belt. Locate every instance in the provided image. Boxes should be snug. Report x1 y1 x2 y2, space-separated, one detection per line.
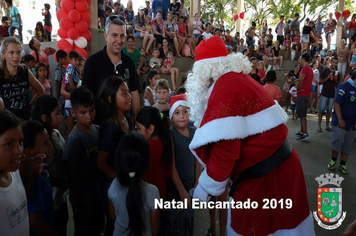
229 139 293 197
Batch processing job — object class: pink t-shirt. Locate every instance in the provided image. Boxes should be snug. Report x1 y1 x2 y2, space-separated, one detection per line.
264 84 282 100
298 65 313 97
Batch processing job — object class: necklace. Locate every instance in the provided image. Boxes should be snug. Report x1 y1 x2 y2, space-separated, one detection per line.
158 101 167 105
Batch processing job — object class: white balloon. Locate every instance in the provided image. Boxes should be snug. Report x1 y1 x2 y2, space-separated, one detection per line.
74 37 87 49
65 38 74 44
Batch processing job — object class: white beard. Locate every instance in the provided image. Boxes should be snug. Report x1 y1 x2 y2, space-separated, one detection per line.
186 72 210 128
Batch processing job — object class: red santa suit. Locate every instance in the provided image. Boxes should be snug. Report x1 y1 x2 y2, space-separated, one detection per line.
186 36 315 236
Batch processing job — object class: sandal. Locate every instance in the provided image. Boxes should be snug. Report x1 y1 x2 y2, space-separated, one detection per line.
317 127 322 133
207 229 215 236
325 127 332 132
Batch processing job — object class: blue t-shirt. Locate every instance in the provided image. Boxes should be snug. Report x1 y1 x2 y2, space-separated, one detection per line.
331 80 356 131
9 5 22 28
27 169 55 236
315 22 324 35
65 64 79 84
63 125 100 205
152 0 163 18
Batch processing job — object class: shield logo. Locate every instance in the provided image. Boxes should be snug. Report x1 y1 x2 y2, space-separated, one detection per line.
318 188 342 223
124 69 130 80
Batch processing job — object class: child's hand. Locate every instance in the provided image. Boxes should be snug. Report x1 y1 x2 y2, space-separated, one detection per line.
20 154 44 176
179 190 192 207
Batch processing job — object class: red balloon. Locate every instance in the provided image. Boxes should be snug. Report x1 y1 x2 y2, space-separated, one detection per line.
64 47 72 55
61 0 75 13
85 0 91 3
75 20 88 33
75 1 88 13
74 46 88 58
80 12 90 24
57 28 68 38
81 29 92 41
68 28 79 40
68 9 81 23
60 17 73 31
56 9 67 20
57 39 73 50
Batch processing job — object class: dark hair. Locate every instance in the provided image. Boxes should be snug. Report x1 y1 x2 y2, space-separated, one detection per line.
205 22 211 28
136 106 172 170
35 62 48 79
31 95 59 136
250 73 261 83
24 54 35 63
115 132 150 236
56 50 67 61
252 21 256 27
44 3 50 10
4 0 12 5
29 38 40 62
242 48 248 55
0 110 22 136
301 53 310 62
180 75 187 86
175 86 186 95
22 120 46 149
105 6 112 11
266 70 277 82
352 69 356 80
98 76 127 127
196 35 205 46
70 86 94 110
68 50 80 59
146 70 158 87
156 9 162 15
127 34 135 42
250 57 257 62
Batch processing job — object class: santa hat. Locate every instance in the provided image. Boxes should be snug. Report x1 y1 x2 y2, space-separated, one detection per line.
195 36 229 65
169 94 189 120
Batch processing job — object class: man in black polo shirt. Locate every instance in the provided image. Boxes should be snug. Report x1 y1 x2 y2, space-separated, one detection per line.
82 17 140 119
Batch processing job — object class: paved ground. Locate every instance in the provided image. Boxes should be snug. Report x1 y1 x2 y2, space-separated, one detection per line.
64 110 356 236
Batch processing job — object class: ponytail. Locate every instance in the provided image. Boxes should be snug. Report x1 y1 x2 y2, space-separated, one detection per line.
115 132 150 236
136 106 173 170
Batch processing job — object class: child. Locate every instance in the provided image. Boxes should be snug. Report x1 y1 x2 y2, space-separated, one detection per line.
22 120 59 236
139 47 149 74
283 34 291 60
310 61 320 113
144 70 159 106
160 51 179 91
0 110 29 235
168 94 201 236
263 70 282 104
31 95 68 235
192 13 202 43
36 62 52 95
97 75 132 235
266 46 273 66
257 61 266 83
283 71 295 111
61 50 80 134
34 21 47 42
108 132 160 236
249 57 258 74
54 50 67 115
136 106 173 201
24 54 36 76
153 79 170 111
42 3 52 41
77 56 86 87
0 16 9 37
289 81 298 120
149 48 161 71
63 86 102 235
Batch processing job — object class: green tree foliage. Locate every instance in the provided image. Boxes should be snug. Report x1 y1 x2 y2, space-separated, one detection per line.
200 0 237 31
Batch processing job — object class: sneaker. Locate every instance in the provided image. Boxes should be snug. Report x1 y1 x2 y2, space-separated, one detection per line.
339 165 349 175
327 159 336 170
297 134 310 142
295 131 303 136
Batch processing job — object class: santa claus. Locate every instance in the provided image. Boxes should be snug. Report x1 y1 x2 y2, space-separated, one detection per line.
186 36 315 235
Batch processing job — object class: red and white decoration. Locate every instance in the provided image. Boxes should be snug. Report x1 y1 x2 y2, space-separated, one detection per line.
56 0 91 59
233 12 244 21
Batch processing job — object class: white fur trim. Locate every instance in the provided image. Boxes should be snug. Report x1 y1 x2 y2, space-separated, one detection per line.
195 56 230 66
169 100 189 120
198 169 229 197
192 184 211 202
189 101 288 153
227 209 315 235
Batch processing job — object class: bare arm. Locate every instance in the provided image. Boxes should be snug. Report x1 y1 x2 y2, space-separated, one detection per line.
28 71 45 103
144 88 155 105
150 209 160 236
131 90 140 117
108 200 116 221
97 151 117 179
194 158 201 188
30 212 60 236
60 83 70 98
297 74 306 89
334 102 345 128
55 81 61 99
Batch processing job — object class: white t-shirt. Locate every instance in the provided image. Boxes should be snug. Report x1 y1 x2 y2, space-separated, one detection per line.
202 31 212 39
0 170 29 236
289 86 298 105
193 21 202 35
312 69 320 86
108 178 160 236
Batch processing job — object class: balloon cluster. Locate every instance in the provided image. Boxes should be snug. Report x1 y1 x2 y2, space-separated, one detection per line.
56 0 91 58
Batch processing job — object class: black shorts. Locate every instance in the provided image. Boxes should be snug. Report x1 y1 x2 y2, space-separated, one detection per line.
292 44 301 51
154 34 163 44
296 96 309 118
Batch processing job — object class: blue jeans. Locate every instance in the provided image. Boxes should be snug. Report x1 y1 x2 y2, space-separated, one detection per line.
9 25 22 42
311 45 322 57
319 95 334 113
